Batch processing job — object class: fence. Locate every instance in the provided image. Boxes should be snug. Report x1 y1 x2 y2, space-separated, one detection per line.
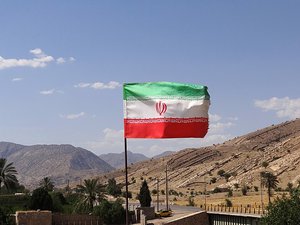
52 213 103 225
205 204 266 215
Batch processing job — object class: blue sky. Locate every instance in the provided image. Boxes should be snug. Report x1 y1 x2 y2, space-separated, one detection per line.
0 1 299 157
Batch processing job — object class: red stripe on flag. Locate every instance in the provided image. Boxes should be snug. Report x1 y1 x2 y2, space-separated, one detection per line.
124 119 209 138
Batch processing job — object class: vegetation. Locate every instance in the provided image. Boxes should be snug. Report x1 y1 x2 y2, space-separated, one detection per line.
0 206 13 225
210 177 217 183
217 169 225 177
29 187 53 210
241 184 248 196
261 171 279 203
76 178 106 212
39 177 54 192
106 178 121 197
225 198 233 207
0 158 18 193
261 191 300 225
187 196 195 206
93 199 125 225
138 180 152 207
262 161 269 169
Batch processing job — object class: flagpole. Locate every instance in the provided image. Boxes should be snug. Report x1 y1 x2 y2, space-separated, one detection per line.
124 138 129 225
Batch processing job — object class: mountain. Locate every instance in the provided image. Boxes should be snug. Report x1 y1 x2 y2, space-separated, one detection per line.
101 119 300 194
0 142 114 189
99 151 149 169
153 151 176 159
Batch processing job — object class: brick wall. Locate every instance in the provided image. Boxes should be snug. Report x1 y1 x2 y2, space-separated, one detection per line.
16 211 52 225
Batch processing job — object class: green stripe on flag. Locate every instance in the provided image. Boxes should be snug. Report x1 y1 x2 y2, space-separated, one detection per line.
123 82 210 100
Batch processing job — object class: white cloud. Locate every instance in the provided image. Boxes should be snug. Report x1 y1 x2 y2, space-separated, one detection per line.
209 113 222 122
69 57 76 62
74 83 91 88
255 97 300 119
56 57 66 64
40 89 55 95
0 48 74 69
60 112 85 120
12 77 23 82
74 81 121 90
40 89 64 95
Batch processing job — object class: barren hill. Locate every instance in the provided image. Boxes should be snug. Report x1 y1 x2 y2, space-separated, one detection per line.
103 119 300 194
0 142 114 189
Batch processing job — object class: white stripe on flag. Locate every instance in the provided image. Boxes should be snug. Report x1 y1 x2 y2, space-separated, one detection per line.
124 99 210 119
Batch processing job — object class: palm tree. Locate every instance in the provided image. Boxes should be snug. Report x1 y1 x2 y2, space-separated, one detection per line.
261 171 279 204
39 177 54 192
76 178 106 212
0 158 18 193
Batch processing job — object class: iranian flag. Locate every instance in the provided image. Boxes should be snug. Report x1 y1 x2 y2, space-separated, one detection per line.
123 82 210 138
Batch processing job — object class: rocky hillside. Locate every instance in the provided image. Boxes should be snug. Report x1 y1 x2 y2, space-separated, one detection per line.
99 151 149 168
0 143 114 189
103 119 300 194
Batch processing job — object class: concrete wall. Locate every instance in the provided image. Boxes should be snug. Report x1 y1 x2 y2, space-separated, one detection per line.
163 211 209 225
16 211 52 225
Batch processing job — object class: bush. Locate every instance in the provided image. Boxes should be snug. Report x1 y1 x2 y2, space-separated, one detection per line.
50 192 66 212
0 207 13 225
93 199 125 225
227 189 233 197
210 177 217 184
106 178 122 197
217 169 225 177
187 196 195 206
225 199 233 207
241 185 248 196
29 188 53 210
213 187 222 193
261 191 300 225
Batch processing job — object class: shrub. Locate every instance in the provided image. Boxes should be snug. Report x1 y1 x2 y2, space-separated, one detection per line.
210 177 217 184
227 189 233 197
261 191 300 225
93 199 125 225
217 169 225 177
241 185 248 196
187 196 195 206
225 199 233 207
29 188 53 210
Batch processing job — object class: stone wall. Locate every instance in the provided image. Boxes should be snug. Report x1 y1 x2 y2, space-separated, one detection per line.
16 211 52 225
163 211 209 225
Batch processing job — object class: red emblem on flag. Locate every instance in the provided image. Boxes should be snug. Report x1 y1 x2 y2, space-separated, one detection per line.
156 101 167 116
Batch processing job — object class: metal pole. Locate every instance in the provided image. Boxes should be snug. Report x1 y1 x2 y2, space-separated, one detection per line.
124 138 129 225
157 178 159 212
165 164 169 211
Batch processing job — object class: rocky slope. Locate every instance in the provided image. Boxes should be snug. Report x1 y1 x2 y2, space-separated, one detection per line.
99 151 149 168
0 143 114 189
102 119 300 194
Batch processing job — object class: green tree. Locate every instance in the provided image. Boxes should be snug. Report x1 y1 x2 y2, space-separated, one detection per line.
217 169 225 177
138 180 152 207
241 184 248 196
76 178 105 212
261 191 300 225
39 177 54 192
106 178 121 197
224 173 231 182
287 182 294 194
261 171 279 204
262 161 269 169
93 199 125 225
29 187 53 210
0 158 18 193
